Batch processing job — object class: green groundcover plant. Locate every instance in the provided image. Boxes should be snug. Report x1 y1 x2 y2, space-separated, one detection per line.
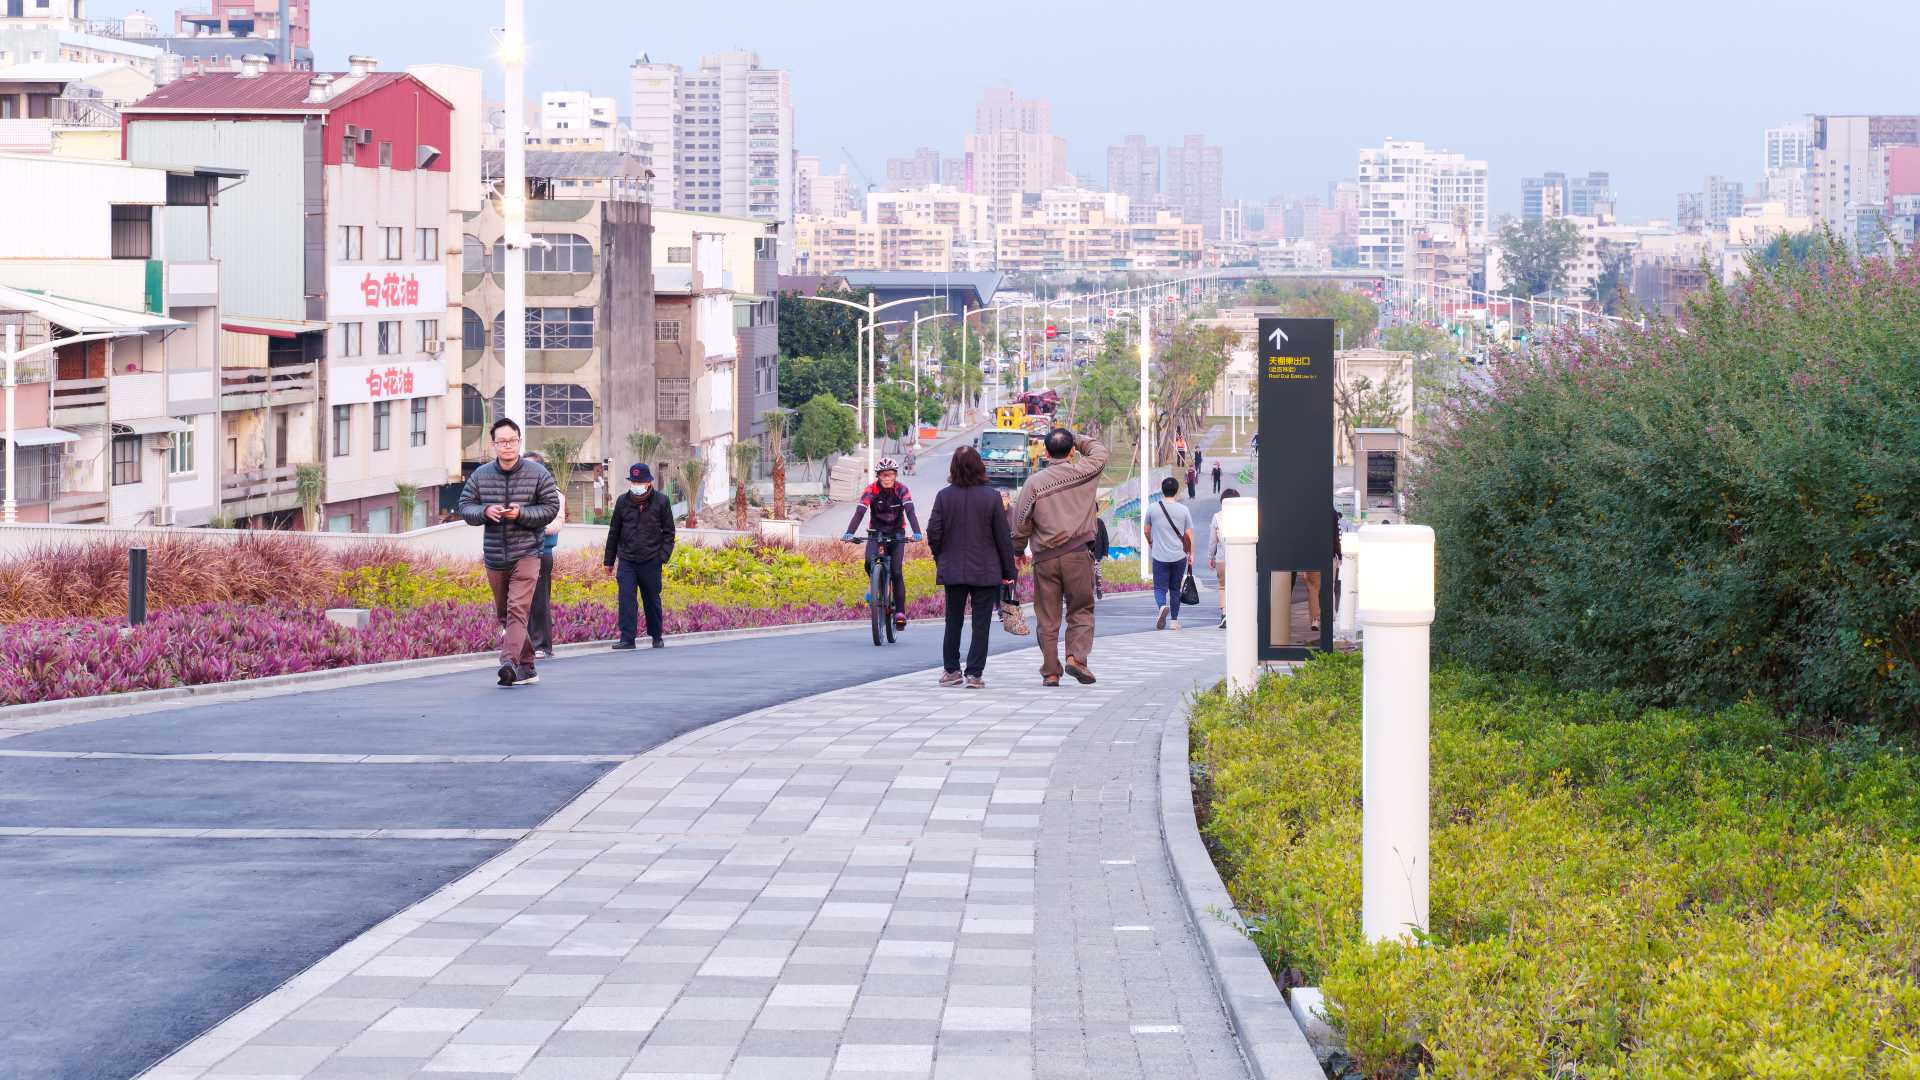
1414 242 1920 729
1191 655 1920 1079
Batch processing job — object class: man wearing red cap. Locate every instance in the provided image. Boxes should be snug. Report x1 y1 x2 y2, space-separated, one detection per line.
603 462 676 649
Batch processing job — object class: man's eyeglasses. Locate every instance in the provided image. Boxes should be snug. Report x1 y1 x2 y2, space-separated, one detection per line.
493 436 522 447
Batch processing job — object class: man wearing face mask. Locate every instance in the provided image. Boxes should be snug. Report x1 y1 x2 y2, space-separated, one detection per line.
603 463 676 650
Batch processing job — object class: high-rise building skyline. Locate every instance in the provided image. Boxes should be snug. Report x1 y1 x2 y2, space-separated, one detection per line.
964 86 1066 230
885 146 941 191
629 50 793 231
1106 134 1160 206
1522 171 1613 219
1165 134 1224 239
1808 114 1920 249
1355 139 1487 272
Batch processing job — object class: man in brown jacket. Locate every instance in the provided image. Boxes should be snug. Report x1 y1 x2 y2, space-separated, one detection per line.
1011 427 1108 686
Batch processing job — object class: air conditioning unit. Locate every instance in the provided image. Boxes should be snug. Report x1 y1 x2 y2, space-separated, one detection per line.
422 338 443 354
343 124 359 139
153 505 175 527
357 128 373 145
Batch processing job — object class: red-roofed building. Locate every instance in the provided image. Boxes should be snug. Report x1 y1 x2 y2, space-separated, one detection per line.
120 58 458 531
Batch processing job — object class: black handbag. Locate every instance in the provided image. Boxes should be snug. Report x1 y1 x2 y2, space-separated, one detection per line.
1160 501 1203 606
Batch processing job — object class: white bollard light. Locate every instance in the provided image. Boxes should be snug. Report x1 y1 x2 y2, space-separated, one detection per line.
1218 496 1259 693
1357 523 1434 944
1335 529 1360 642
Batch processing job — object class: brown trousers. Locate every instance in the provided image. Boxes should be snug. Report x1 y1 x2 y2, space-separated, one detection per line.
487 556 542 669
1032 550 1096 679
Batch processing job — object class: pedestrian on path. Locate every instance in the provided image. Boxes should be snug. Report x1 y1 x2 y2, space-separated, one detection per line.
522 451 566 659
457 418 561 687
1185 465 1198 500
1193 447 1204 475
926 445 1017 690
1011 427 1108 686
603 463 676 650
1207 486 1241 630
1144 476 1194 631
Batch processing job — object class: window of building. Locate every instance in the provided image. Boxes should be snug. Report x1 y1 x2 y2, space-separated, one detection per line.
342 225 363 260
381 226 402 260
655 319 681 343
416 227 439 261
461 384 486 427
111 433 143 486
336 321 362 357
754 236 777 261
416 318 439 353
376 319 401 355
667 246 691 264
528 233 592 273
373 400 391 451
462 234 487 273
332 404 351 456
461 308 485 350
411 396 429 447
327 513 354 532
487 384 595 427
492 307 594 351
110 205 152 259
341 132 354 162
378 141 393 168
168 423 194 475
367 506 393 533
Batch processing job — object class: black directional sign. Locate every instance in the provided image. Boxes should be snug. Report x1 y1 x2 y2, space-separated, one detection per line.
1256 316 1336 659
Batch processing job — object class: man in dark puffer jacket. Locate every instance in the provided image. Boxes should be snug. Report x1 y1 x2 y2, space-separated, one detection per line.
458 418 561 686
602 462 676 649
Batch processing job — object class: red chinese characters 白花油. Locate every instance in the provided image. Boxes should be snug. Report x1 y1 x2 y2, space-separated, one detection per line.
358 271 422 311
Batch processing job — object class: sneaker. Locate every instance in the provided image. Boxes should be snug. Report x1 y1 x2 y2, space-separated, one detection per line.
516 664 539 685
1064 657 1096 685
612 640 637 651
496 663 517 687
651 638 665 649
535 648 555 660
1217 617 1228 630
516 672 540 686
1156 604 1169 630
1310 622 1320 632
1170 619 1181 631
964 675 986 689
939 671 964 687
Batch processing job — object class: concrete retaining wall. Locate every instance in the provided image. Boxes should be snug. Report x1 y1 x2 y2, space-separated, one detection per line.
0 521 756 562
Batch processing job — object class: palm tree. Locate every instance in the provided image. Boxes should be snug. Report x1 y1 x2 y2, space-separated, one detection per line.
760 409 790 520
393 482 419 532
728 440 762 530
677 455 710 528
539 436 582 521
626 430 667 483
295 463 324 531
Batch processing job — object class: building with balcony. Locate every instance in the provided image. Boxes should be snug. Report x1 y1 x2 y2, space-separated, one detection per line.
463 149 654 518
0 153 240 526
0 61 152 156
629 50 792 244
77 0 312 74
122 59 459 532
651 233 736 508
791 214 954 276
0 0 163 80
652 208 780 450
1356 139 1488 273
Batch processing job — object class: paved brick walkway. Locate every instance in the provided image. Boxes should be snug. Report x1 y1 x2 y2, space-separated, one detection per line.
146 630 1244 1080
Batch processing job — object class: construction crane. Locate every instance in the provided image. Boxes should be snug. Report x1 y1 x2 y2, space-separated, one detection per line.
841 147 879 192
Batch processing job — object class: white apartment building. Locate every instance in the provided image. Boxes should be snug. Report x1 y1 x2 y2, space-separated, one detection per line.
965 87 1066 231
795 154 853 217
1809 114 1920 249
1355 139 1488 273
792 214 952 276
867 185 990 246
529 89 643 155
629 51 793 244
0 0 161 78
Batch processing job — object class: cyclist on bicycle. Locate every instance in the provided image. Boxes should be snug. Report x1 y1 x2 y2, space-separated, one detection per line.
842 457 923 631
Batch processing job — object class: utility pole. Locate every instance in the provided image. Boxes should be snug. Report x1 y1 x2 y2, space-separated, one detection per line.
500 0 527 427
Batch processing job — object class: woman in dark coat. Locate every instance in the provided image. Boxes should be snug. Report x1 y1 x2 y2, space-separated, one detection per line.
925 445 1018 689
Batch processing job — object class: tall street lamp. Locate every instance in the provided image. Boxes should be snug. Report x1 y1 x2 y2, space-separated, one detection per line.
499 0 528 427
911 309 956 449
794 293 936 474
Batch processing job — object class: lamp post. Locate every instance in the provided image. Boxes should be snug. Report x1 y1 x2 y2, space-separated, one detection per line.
1218 496 1258 691
1137 303 1152 582
1357 523 1435 944
793 293 936 474
500 0 527 427
911 309 956 450
871 319 908 451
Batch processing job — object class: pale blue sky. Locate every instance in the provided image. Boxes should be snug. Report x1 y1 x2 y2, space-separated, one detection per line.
115 0 1915 219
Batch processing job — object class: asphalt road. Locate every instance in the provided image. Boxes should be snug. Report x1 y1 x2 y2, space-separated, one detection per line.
0 590 1172 1080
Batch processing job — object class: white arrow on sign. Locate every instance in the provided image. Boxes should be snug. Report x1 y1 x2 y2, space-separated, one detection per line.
1267 326 1289 349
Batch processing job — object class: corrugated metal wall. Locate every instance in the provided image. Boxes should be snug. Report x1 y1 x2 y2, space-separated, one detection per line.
127 119 307 321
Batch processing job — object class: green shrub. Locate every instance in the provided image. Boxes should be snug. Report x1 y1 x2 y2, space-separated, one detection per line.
1415 242 1920 730
1192 653 1920 1077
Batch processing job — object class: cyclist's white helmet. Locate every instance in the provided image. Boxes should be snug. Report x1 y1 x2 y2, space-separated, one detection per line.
875 457 900 474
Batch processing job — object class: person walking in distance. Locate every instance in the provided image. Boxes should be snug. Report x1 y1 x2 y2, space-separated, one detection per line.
1144 476 1194 630
522 451 565 660
1185 464 1198 500
1207 487 1241 629
926 445 1018 689
1193 447 1204 477
458 419 562 686
1011 427 1108 686
603 463 675 650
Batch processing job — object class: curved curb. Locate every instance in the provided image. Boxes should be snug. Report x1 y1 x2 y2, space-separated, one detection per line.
1160 713 1326 1080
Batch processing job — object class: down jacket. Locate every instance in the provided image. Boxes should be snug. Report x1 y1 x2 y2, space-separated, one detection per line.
457 458 561 569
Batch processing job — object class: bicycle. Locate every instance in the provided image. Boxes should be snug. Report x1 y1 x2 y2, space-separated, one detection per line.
847 531 904 647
